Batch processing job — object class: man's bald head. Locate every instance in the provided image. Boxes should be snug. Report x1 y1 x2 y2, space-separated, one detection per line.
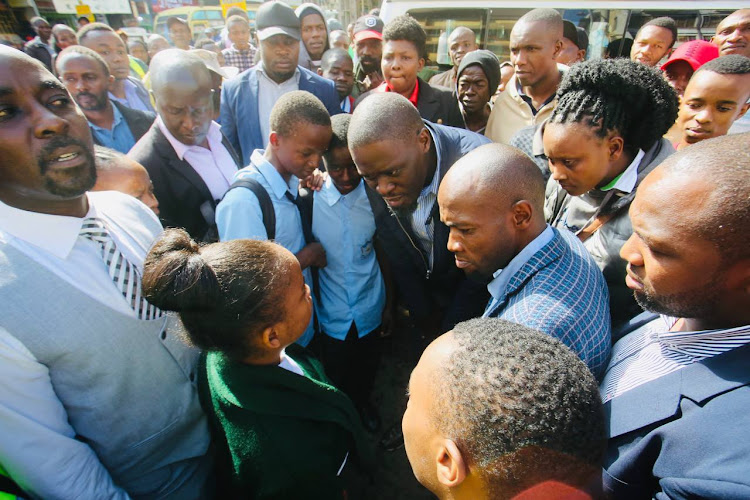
349 92 424 150
442 143 546 213
150 49 212 93
150 49 214 146
448 26 478 68
510 9 564 89
439 144 547 279
514 8 563 38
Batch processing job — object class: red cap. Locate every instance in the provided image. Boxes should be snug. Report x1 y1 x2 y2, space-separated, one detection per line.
661 40 719 72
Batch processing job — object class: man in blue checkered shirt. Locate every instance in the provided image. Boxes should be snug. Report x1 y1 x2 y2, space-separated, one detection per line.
438 143 611 379
221 15 257 73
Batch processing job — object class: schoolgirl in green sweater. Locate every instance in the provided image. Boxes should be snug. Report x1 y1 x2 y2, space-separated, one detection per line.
142 229 372 498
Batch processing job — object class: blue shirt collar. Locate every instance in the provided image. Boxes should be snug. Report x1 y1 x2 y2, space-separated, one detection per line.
487 225 555 302
250 149 299 199
88 101 123 132
319 177 364 207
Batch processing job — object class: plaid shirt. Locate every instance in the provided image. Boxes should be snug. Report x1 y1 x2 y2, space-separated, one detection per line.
221 44 256 73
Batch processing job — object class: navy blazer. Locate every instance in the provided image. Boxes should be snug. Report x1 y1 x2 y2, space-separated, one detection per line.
128 123 241 242
220 65 341 165
365 121 490 331
604 327 750 499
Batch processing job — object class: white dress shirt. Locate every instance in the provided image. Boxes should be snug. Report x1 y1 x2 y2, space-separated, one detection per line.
158 117 237 201
257 67 300 143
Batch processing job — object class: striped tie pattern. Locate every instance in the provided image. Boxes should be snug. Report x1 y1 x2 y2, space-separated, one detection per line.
79 217 162 320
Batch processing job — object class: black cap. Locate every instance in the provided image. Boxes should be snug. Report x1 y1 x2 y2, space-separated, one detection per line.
562 21 579 47
457 49 501 96
576 27 589 51
256 1 300 41
167 16 189 31
353 15 384 43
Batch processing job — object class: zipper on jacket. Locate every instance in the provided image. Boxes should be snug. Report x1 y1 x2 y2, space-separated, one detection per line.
390 209 431 280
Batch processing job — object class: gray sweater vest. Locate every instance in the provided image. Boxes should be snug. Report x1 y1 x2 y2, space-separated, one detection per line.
0 243 211 497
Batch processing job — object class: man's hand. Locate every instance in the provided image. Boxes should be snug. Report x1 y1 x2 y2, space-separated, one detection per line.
296 242 327 269
364 71 383 92
301 168 327 192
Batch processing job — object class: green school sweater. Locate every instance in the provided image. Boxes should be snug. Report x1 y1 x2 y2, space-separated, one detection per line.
202 344 372 498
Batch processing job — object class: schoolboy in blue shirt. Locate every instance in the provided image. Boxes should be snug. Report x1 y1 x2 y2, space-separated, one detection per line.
314 113 392 432
216 91 331 347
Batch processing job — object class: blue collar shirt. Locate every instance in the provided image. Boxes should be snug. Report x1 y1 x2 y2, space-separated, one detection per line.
312 178 385 339
216 149 314 346
483 225 555 316
88 102 136 154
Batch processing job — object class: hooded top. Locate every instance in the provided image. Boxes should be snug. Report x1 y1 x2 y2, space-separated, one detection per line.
456 49 502 95
295 3 330 72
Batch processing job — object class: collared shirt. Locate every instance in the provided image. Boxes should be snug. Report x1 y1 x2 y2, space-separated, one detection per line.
0 192 161 319
221 44 257 73
408 126 442 269
32 35 55 56
374 78 420 107
483 225 555 316
600 149 644 194
516 78 556 116
216 149 315 346
109 78 153 113
89 102 136 154
312 178 386 339
278 348 304 376
601 315 750 403
257 67 301 143
157 117 236 201
340 95 354 113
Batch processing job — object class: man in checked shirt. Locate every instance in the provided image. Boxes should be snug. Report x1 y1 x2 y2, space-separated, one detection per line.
601 132 750 499
221 15 257 74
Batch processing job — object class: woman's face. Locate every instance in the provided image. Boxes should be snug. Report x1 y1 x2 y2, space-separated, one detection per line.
272 252 313 347
543 121 622 196
382 39 424 96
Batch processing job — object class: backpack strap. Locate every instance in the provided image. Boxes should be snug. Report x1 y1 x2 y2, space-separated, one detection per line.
224 178 276 240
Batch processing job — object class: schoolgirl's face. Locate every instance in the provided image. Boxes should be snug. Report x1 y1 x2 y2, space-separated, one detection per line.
543 121 622 196
274 254 313 347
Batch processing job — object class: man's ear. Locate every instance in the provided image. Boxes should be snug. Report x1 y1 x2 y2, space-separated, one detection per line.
737 101 750 120
512 200 534 229
436 439 467 488
269 131 279 148
417 127 431 153
317 67 323 76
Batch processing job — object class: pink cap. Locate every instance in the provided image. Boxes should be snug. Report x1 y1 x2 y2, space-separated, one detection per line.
661 40 719 72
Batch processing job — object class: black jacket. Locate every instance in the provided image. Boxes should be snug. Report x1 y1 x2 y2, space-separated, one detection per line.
91 101 155 149
128 123 241 242
355 77 465 128
365 121 490 331
24 39 53 73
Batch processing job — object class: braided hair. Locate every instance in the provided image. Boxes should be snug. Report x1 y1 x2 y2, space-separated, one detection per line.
550 58 678 152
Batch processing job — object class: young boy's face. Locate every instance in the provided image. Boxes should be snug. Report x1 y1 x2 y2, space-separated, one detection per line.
325 145 361 195
273 122 332 180
382 39 425 95
320 55 355 100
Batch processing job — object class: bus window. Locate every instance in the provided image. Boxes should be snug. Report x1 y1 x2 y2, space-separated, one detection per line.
486 8 531 61
399 9 485 66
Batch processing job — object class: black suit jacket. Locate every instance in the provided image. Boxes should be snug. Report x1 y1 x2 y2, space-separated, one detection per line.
91 101 155 149
128 123 241 242
355 77 465 128
24 40 53 73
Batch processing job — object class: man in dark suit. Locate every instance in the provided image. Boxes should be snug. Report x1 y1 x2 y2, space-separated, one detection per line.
129 50 240 242
601 133 750 498
23 16 54 72
220 0 341 165
56 46 154 154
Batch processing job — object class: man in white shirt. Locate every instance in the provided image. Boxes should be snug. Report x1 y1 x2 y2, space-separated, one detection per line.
0 45 212 499
130 49 241 242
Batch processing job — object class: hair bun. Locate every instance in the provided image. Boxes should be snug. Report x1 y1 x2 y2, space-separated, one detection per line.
141 228 220 312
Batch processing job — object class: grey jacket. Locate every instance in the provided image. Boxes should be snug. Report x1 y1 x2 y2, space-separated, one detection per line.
545 137 675 330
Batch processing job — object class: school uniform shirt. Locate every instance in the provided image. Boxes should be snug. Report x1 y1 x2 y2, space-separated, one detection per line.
312 178 385 339
216 149 315 346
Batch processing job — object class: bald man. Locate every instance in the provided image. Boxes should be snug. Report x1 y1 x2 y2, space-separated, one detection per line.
485 9 565 144
93 146 159 215
713 9 750 58
129 49 240 242
429 27 478 90
438 143 611 378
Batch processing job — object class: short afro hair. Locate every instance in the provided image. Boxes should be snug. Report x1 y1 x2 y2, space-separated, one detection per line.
225 14 249 30
516 8 563 32
696 54 750 76
77 22 116 45
327 113 351 152
657 133 750 263
320 47 352 71
348 92 424 150
55 44 110 76
94 145 126 171
637 17 677 48
434 318 605 496
269 90 331 138
550 58 678 152
383 14 427 60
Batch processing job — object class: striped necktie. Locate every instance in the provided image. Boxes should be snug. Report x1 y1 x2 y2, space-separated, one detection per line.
79 217 162 320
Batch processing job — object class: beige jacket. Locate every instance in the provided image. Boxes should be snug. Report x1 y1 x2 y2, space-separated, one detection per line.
485 69 564 144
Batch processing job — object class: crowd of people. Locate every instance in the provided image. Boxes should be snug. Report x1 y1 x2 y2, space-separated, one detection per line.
0 2 749 499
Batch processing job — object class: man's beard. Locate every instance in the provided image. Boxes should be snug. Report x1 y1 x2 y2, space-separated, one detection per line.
633 271 725 321
359 56 379 74
39 136 97 197
389 198 418 218
75 91 108 111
